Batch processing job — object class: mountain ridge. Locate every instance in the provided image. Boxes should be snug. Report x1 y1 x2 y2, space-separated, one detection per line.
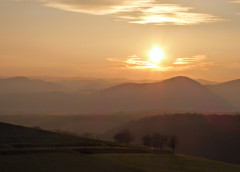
0 76 68 93
0 76 238 114
89 76 231 114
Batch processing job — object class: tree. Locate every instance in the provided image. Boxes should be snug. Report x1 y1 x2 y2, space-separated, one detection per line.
142 133 168 151
113 130 133 144
142 135 152 147
152 133 168 151
168 135 179 153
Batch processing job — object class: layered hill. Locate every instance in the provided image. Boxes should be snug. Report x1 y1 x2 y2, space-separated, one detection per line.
89 76 230 113
57 78 130 93
208 79 240 111
0 76 233 114
104 114 240 164
0 77 67 93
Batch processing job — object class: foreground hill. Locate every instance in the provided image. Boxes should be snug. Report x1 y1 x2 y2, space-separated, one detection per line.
0 153 240 172
0 113 151 136
104 114 240 164
0 122 114 147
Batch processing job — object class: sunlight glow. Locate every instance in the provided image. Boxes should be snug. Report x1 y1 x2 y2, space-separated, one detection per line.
148 47 165 64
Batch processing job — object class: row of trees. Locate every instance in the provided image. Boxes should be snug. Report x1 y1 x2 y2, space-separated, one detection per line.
114 131 133 145
142 134 178 153
113 131 178 153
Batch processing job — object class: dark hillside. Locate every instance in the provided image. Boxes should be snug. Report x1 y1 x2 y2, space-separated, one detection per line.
0 122 113 147
104 114 240 164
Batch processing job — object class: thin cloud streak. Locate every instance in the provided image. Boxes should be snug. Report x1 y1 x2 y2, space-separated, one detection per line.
108 55 159 69
108 55 215 71
119 4 219 25
13 0 221 25
230 0 240 3
230 0 240 15
172 55 216 71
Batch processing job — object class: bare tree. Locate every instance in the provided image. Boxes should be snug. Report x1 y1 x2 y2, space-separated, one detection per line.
168 135 179 153
113 130 133 144
142 135 152 147
152 133 168 151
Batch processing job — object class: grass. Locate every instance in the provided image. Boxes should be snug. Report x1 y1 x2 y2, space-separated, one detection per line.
95 154 240 172
0 121 240 172
0 153 240 172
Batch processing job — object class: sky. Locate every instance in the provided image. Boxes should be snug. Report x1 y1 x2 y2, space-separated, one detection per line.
1 0 240 81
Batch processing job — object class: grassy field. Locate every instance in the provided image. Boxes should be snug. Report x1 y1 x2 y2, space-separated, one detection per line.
1 121 240 172
0 152 240 172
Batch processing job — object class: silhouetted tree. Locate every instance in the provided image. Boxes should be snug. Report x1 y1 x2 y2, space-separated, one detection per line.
168 135 179 153
142 135 152 147
142 133 179 153
152 133 168 151
114 130 133 144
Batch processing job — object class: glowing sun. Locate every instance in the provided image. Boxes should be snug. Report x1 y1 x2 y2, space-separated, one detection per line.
148 47 165 64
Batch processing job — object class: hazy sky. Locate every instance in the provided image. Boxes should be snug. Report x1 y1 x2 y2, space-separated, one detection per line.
1 0 240 81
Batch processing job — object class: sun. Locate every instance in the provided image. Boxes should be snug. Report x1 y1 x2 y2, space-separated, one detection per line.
148 47 165 64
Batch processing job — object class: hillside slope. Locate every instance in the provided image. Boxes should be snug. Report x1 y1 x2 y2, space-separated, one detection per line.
0 77 67 93
104 114 240 164
0 122 113 147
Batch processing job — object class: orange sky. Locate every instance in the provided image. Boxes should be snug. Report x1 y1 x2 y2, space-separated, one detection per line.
1 0 240 81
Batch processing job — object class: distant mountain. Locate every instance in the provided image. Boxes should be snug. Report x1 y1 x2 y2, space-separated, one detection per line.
57 78 129 93
196 79 219 85
0 76 234 115
208 79 240 111
0 77 67 93
88 76 231 114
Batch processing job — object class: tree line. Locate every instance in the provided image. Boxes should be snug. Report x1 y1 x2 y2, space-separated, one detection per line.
113 131 178 153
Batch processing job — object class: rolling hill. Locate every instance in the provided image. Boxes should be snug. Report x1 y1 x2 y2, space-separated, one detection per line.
0 77 67 93
0 153 240 172
0 121 114 147
0 113 149 137
0 76 236 114
57 78 130 93
208 79 240 111
0 119 240 172
196 79 219 85
88 76 231 113
104 114 240 164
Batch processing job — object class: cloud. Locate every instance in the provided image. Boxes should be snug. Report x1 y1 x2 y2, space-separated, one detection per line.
117 4 219 25
230 0 240 15
230 0 240 3
171 55 215 71
108 55 160 69
108 55 215 71
14 0 221 25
